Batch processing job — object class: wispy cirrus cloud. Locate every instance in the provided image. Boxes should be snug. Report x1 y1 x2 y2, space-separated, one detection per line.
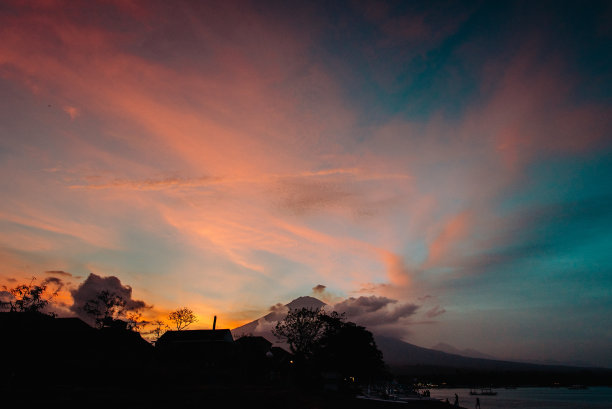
69 175 220 191
0 0 611 365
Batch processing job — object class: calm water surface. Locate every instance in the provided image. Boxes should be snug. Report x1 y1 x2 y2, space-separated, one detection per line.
428 387 612 409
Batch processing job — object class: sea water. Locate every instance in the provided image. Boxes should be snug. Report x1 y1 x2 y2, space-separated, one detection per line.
428 387 612 409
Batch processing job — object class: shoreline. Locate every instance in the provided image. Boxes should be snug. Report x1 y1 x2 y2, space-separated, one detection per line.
2 384 466 409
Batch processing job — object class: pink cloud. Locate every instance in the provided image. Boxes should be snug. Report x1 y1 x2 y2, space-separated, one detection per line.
462 40 612 168
0 1 610 341
378 251 411 287
426 211 472 266
62 105 79 120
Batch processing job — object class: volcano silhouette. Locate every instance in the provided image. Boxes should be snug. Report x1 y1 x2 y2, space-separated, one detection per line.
231 296 595 373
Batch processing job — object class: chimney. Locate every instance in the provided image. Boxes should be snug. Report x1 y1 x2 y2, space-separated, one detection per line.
213 315 217 330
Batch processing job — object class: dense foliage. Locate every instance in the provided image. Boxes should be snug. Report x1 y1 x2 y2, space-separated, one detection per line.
83 290 130 328
273 307 386 385
316 312 386 381
0 278 58 314
272 307 326 358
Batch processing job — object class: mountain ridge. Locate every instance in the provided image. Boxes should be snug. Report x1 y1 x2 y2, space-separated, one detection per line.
231 296 609 372
231 295 327 341
431 342 498 360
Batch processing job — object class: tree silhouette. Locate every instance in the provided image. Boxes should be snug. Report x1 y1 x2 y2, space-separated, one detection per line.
0 277 58 314
273 307 386 384
168 307 197 330
125 311 148 332
147 319 169 343
272 307 326 359
83 290 129 328
315 313 385 382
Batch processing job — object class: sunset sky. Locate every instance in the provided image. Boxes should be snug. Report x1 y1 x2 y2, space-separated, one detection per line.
1 1 611 367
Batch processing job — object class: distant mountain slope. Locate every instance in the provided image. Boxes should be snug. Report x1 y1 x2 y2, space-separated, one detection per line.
431 342 498 360
232 296 606 373
232 296 326 340
376 335 506 368
285 296 326 310
375 335 588 371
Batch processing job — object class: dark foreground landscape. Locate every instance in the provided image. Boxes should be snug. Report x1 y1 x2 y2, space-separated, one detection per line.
3 310 610 409
0 311 458 409
3 384 458 409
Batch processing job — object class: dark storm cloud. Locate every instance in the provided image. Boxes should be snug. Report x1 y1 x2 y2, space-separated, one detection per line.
334 295 396 314
43 276 63 285
70 273 149 321
45 270 73 277
41 276 66 293
332 296 419 327
312 284 326 293
246 296 420 339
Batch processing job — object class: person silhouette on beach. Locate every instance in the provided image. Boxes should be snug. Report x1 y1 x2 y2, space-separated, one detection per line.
476 397 481 408
454 393 459 406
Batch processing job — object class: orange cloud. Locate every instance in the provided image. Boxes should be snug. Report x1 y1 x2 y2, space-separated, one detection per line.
1 1 609 340
62 105 79 120
378 251 411 287
426 211 471 266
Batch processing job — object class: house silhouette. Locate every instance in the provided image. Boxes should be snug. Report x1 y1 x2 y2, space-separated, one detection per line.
0 312 152 387
156 328 236 376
